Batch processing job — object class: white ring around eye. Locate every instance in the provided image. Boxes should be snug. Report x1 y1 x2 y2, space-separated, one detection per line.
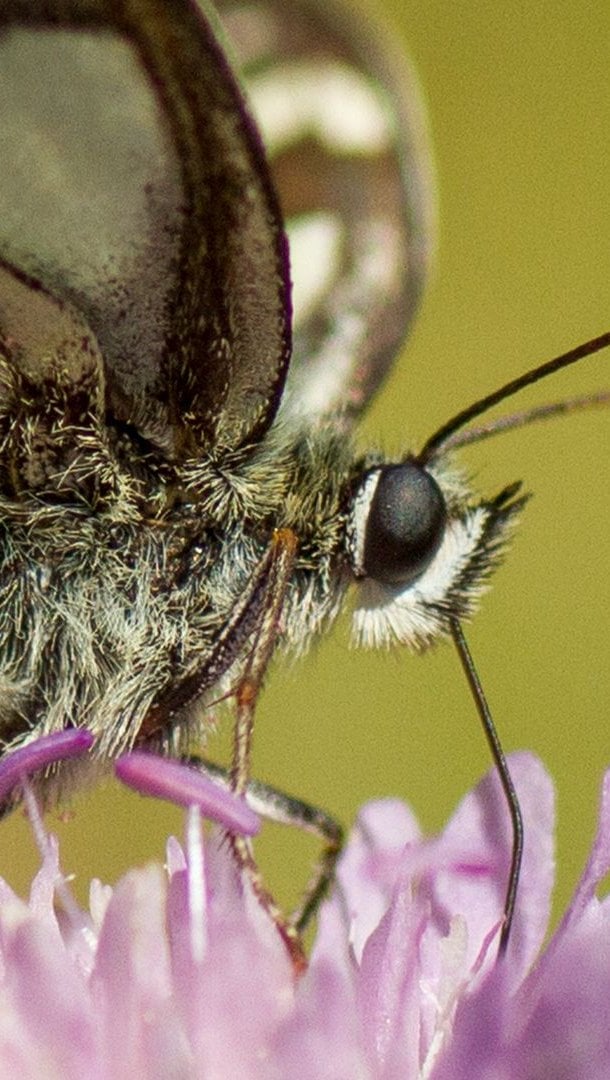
346 467 382 578
352 505 489 650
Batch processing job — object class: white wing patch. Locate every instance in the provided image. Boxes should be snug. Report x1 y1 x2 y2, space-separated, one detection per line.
288 212 343 326
249 61 394 156
283 216 405 421
352 507 490 650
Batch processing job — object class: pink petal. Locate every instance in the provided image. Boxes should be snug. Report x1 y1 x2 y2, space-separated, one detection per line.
428 752 554 984
115 752 259 835
358 873 427 1078
0 911 98 1078
0 730 94 803
556 766 610 932
335 798 422 961
275 960 366 1079
91 866 187 1078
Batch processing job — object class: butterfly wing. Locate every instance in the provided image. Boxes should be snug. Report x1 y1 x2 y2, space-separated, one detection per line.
217 0 434 428
0 0 290 456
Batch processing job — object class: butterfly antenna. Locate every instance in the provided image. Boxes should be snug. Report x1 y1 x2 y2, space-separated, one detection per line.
450 617 523 956
430 388 610 453
419 331 610 463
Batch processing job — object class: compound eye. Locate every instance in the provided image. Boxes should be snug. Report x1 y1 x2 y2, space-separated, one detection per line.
361 461 447 586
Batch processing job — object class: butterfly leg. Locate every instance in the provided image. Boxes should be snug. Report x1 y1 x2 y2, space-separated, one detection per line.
220 527 343 965
140 528 330 967
230 528 298 795
188 756 344 933
226 527 319 968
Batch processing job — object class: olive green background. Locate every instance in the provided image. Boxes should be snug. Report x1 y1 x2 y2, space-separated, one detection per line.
3 1 609 931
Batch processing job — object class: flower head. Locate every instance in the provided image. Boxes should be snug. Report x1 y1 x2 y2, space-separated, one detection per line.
0 752 609 1078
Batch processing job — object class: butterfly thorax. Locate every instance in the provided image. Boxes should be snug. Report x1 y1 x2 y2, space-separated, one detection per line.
0 364 358 766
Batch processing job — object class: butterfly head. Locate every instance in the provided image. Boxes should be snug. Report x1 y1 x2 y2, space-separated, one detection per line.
347 454 527 650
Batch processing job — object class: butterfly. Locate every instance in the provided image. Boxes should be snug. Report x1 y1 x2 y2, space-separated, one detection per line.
0 0 606 959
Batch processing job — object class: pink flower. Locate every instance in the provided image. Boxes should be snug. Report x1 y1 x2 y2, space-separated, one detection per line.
0 752 608 1078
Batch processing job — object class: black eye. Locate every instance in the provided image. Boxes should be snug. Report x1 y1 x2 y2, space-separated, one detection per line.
361 461 447 586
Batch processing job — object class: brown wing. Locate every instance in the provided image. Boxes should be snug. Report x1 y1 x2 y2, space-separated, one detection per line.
0 0 291 456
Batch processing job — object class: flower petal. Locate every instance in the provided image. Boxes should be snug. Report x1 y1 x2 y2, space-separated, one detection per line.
429 752 554 984
115 752 260 835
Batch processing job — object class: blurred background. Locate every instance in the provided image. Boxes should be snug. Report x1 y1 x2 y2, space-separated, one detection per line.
3 0 609 933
